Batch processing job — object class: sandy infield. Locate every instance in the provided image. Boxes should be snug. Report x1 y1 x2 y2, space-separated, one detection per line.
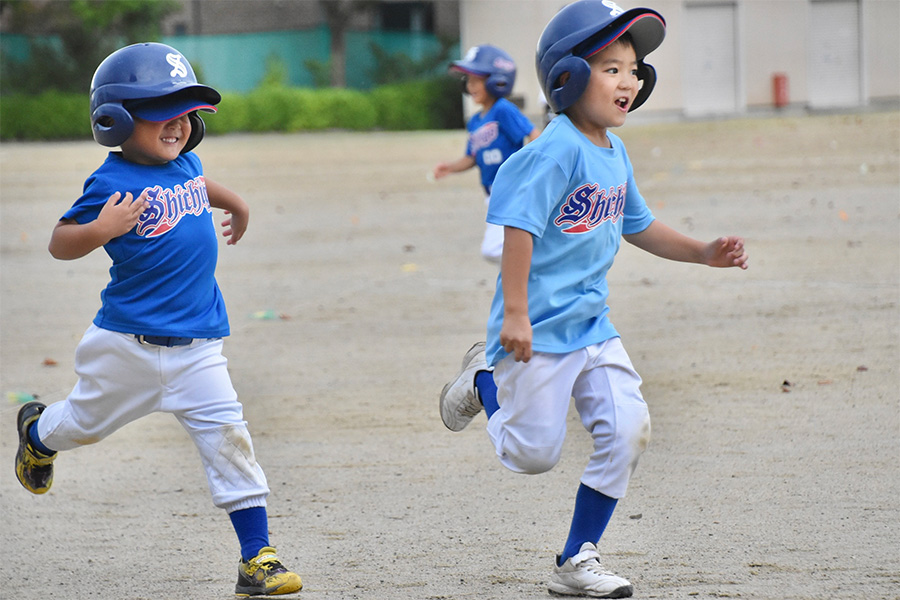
1 111 898 599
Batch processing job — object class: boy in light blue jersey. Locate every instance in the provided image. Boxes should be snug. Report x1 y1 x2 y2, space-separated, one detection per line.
433 44 538 263
439 2 749 597
13 43 301 597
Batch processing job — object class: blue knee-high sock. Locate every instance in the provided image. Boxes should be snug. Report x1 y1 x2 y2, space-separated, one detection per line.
28 422 55 455
229 506 270 561
559 483 618 565
475 370 499 419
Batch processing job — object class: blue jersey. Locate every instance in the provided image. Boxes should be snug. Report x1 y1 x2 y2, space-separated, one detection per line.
63 152 229 338
485 115 655 366
466 97 535 193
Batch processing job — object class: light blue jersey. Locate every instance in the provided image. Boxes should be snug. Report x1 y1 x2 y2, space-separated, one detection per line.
485 115 655 366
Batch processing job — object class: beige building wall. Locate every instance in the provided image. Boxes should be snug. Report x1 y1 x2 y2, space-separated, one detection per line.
864 0 900 102
458 0 900 124
458 0 559 120
741 0 809 109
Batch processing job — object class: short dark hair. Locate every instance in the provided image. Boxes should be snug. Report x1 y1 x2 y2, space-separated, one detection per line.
612 31 635 49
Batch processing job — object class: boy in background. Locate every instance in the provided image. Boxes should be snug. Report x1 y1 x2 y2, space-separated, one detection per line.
433 44 539 263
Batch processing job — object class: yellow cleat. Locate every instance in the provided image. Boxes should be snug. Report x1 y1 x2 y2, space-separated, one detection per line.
235 546 302 597
15 402 56 495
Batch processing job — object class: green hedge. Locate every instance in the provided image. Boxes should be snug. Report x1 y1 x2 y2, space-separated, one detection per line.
0 90 91 140
0 77 462 141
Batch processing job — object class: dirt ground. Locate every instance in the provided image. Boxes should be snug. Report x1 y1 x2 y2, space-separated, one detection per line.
1 111 898 600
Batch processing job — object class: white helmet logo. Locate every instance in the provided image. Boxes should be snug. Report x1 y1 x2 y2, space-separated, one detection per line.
166 53 188 78
602 0 625 17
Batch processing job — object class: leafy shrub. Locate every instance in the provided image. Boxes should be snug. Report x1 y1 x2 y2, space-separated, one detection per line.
0 76 463 140
287 89 333 130
244 85 304 132
321 88 377 130
203 92 250 135
371 76 463 130
371 81 433 130
0 91 89 140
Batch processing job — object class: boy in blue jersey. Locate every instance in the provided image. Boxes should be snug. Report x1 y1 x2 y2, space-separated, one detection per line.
433 44 539 263
439 2 749 598
13 43 301 598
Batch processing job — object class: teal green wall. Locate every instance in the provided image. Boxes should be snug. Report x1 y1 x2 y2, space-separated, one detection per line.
163 27 455 92
162 29 329 92
1 33 33 61
2 28 457 93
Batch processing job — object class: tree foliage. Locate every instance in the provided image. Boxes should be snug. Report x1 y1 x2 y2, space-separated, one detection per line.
368 35 456 86
1 0 181 95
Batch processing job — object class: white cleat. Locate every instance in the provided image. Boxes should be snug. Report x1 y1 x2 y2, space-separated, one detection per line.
439 342 489 432
549 542 633 598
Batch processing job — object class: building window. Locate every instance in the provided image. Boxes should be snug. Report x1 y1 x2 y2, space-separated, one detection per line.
377 2 433 32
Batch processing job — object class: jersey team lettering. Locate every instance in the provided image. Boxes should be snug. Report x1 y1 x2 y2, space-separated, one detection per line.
554 182 627 234
136 176 211 237
470 121 499 154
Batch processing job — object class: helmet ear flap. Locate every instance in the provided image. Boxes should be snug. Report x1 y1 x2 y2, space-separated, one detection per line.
182 112 205 154
630 61 657 112
485 73 514 98
546 55 591 113
91 103 133 147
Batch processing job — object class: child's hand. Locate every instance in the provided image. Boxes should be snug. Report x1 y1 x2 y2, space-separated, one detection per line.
706 236 749 269
433 163 451 180
96 191 148 240
500 313 533 363
221 208 248 245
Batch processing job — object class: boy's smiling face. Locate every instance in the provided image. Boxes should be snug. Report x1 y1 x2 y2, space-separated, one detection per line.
465 74 492 107
120 114 191 165
566 39 638 144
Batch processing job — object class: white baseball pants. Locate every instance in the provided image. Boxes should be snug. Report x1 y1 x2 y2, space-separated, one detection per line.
481 194 504 263
486 337 651 499
37 324 269 513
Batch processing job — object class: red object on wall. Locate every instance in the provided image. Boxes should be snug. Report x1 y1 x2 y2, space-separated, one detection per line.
773 73 789 108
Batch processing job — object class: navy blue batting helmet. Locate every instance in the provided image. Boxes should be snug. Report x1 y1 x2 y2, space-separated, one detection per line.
451 44 517 99
537 0 665 114
90 42 221 153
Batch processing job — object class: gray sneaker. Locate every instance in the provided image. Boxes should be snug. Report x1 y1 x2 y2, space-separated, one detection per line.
548 542 633 598
439 342 489 431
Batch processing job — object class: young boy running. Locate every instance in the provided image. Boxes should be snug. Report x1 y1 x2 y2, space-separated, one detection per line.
440 2 749 597
14 42 302 597
433 44 538 263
